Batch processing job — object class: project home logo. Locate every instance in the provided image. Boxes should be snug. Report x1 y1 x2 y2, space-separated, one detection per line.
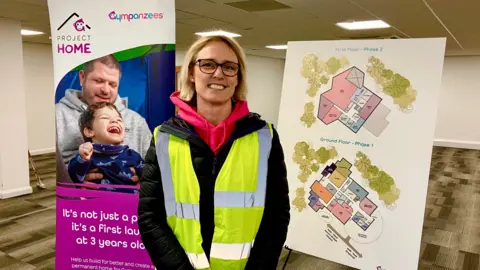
56 12 92 54
108 10 164 22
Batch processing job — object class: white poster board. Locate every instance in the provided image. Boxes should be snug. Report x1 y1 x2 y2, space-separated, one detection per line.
277 38 446 270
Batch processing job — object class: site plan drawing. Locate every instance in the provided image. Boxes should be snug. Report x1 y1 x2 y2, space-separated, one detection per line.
310 158 378 230
318 67 391 137
278 38 446 270
307 157 383 259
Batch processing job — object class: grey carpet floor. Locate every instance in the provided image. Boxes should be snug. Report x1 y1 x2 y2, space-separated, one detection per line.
1 148 479 269
0 153 56 270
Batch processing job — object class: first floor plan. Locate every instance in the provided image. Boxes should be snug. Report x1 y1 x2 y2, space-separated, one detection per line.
318 67 391 137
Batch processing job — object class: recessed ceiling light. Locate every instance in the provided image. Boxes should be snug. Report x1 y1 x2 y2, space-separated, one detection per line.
336 20 390 30
195 30 241 38
21 29 44 35
266 45 288 50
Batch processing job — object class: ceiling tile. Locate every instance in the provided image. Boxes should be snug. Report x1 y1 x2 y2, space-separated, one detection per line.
254 9 331 29
178 17 235 31
276 0 405 39
225 0 292 12
176 10 203 20
176 0 260 30
425 0 480 52
0 1 49 23
278 0 376 23
208 0 248 3
347 0 459 51
14 0 47 7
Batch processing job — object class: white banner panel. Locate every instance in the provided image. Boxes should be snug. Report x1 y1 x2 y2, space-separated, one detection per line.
48 0 175 89
47 1 176 269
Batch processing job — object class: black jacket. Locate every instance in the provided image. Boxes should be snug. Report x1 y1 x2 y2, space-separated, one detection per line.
137 113 290 270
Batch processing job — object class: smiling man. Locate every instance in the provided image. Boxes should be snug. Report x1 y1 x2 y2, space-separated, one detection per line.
55 55 152 177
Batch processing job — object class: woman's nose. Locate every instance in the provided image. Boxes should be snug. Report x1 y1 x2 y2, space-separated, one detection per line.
213 66 224 78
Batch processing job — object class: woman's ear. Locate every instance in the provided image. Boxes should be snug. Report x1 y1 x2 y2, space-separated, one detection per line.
189 67 195 83
189 71 194 82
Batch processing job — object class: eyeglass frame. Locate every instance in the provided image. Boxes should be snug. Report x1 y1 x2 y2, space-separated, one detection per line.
192 59 241 77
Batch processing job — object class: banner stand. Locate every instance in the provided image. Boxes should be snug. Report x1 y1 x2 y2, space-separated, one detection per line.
281 246 294 270
47 1 176 269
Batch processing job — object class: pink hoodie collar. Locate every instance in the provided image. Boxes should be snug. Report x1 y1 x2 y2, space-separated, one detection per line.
169 91 250 154
169 91 250 129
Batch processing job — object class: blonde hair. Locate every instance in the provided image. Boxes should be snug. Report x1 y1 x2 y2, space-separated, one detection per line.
177 34 247 102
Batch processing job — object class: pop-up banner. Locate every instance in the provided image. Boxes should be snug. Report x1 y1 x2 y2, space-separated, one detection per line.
47 0 175 269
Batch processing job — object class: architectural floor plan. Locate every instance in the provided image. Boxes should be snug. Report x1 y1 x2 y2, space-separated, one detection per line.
308 158 378 230
317 67 391 137
307 157 382 258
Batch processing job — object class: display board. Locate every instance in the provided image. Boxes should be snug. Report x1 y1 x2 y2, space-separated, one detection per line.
277 38 446 270
46 0 175 269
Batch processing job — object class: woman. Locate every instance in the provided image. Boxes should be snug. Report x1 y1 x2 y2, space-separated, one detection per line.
137 34 290 270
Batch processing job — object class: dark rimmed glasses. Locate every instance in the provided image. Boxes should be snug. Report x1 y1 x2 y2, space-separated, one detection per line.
195 59 240 77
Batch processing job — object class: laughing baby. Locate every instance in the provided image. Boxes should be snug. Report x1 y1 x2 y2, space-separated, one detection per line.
67 102 144 193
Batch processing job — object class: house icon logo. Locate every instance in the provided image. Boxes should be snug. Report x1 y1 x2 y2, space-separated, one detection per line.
57 13 91 32
55 12 92 54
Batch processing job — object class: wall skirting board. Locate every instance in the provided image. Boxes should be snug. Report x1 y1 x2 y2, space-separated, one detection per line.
0 186 33 199
433 139 480 150
30 148 55 156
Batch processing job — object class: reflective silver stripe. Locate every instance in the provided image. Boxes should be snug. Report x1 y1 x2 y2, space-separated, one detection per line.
155 131 176 219
210 241 254 260
176 202 200 220
156 131 201 221
213 124 272 208
215 191 255 207
186 252 210 269
255 125 272 207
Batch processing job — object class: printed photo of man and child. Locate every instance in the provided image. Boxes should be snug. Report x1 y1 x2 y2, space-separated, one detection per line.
55 50 175 194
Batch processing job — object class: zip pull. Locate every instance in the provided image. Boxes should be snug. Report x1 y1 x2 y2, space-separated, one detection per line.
212 156 217 175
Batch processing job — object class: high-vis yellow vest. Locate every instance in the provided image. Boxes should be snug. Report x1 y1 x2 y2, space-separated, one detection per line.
153 123 273 270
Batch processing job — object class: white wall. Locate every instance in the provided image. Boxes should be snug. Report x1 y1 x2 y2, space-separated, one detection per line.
175 50 286 126
433 56 480 149
23 46 480 153
244 56 285 126
23 43 56 155
0 18 32 198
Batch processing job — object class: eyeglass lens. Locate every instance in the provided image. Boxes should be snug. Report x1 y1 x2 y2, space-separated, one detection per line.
197 59 239 76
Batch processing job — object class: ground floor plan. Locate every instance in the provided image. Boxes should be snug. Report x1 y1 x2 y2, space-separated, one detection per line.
309 158 378 229
307 157 383 258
